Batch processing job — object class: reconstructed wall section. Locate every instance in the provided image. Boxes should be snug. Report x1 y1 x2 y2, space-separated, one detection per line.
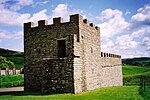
73 15 122 93
24 14 123 94
24 15 78 93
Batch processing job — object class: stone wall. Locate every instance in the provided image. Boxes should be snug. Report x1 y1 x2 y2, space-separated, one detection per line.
41 58 74 93
73 15 122 93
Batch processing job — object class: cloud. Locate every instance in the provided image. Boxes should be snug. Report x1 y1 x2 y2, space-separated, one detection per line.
131 28 145 38
96 9 122 21
98 6 150 58
141 37 150 51
125 10 131 15
52 4 69 18
10 0 33 11
115 34 138 50
28 9 50 25
32 0 50 7
0 30 23 40
96 9 130 38
0 1 32 26
51 4 84 21
0 2 49 26
0 30 11 40
131 3 150 25
0 8 30 26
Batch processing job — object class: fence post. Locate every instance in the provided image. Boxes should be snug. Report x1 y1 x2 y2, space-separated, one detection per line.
139 78 143 87
144 81 146 92
13 68 16 75
6 68 9 75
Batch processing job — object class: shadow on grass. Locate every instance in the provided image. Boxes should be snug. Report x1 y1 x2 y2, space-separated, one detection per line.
0 91 42 96
0 90 71 96
139 85 150 100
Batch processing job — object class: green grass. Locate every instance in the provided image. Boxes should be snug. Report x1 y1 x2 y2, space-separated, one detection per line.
0 74 24 88
1 65 150 99
0 86 144 100
123 65 150 77
123 65 150 86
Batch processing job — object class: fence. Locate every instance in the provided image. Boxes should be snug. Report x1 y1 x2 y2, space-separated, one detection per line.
139 78 150 93
0 68 23 75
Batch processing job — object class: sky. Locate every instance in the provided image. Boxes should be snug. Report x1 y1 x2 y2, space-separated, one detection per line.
0 0 150 58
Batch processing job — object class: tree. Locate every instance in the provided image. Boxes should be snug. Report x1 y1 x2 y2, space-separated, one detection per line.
0 56 15 69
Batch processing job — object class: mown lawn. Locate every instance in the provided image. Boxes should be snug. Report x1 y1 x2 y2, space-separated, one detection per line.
0 86 144 100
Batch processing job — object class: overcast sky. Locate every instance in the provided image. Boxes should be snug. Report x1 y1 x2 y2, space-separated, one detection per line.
0 0 150 58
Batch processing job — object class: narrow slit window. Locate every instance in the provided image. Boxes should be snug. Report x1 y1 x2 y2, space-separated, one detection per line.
57 40 66 58
77 33 80 42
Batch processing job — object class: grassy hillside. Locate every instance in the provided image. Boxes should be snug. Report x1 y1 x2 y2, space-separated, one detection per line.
0 48 24 69
123 65 150 86
5 56 24 69
0 48 23 56
122 57 150 67
123 65 150 77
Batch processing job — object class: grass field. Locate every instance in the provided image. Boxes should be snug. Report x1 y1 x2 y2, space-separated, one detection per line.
122 65 150 77
0 86 144 100
123 65 150 86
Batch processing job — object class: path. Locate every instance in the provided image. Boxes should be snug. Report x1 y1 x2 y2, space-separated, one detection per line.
0 87 24 94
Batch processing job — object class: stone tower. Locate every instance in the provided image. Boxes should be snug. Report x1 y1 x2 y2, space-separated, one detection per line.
24 14 122 94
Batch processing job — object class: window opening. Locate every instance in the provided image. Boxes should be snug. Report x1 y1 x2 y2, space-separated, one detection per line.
57 40 66 57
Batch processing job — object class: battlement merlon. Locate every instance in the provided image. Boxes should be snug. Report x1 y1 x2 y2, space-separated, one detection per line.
38 20 48 26
53 17 63 24
24 22 34 28
70 14 83 23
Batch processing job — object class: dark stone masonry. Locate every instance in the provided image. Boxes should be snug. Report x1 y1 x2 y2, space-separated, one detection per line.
24 14 123 94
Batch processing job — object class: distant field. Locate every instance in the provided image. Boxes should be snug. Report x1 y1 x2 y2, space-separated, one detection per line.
123 65 150 77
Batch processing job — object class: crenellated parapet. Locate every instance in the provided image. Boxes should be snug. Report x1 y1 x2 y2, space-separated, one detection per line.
82 18 100 31
101 52 121 58
24 14 100 31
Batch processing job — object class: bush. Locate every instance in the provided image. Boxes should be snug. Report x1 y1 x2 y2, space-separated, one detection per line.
0 56 15 69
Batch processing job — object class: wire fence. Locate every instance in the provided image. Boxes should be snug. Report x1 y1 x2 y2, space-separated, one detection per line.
139 78 150 93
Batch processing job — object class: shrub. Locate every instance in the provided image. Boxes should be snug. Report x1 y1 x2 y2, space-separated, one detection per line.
0 56 15 69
